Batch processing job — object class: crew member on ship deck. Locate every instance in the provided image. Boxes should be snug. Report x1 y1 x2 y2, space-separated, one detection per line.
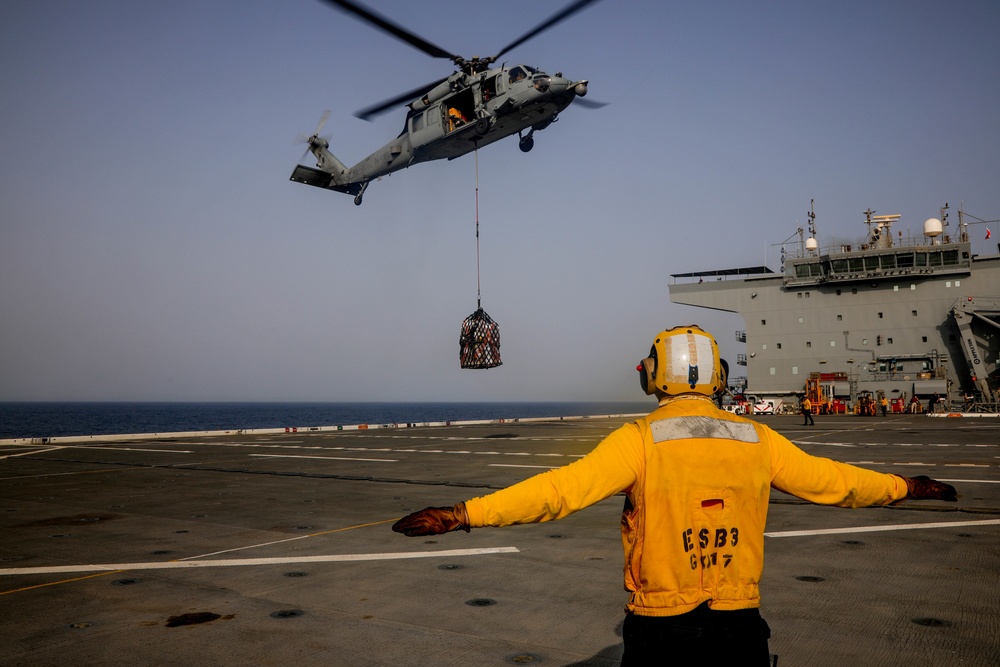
392 325 958 665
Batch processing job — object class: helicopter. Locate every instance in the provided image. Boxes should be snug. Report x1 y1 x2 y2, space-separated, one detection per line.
290 0 606 206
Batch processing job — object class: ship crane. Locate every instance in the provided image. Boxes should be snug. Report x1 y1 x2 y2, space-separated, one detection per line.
950 296 1000 402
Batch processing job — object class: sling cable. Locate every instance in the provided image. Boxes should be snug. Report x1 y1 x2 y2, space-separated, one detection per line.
459 147 501 369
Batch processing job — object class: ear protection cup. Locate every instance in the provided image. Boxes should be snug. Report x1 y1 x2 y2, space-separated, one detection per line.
637 356 656 395
719 358 729 392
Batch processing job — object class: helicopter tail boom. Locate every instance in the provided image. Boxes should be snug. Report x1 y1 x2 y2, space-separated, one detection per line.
290 132 365 197
289 164 364 197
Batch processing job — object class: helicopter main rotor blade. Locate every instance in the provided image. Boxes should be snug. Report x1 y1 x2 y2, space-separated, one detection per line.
491 0 603 63
573 97 608 109
317 0 457 61
354 76 450 121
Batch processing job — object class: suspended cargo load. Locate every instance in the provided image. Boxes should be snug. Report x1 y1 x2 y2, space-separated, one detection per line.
460 308 502 369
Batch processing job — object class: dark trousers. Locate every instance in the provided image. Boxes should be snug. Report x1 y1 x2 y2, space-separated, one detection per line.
621 603 771 666
802 409 814 425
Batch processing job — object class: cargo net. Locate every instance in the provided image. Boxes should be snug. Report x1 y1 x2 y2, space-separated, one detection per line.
460 308 502 369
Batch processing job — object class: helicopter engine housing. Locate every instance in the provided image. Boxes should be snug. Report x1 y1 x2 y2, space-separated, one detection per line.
410 79 462 112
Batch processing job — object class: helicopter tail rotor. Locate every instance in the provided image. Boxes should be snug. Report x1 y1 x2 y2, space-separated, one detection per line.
295 110 335 161
294 109 332 143
294 110 350 177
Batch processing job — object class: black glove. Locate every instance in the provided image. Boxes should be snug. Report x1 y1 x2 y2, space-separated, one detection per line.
903 475 957 502
392 503 471 537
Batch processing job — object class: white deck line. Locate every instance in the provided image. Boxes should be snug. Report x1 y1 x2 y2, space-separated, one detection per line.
0 546 521 577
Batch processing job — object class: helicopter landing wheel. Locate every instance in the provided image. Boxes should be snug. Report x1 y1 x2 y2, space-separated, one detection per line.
518 136 534 153
474 118 490 136
353 181 369 206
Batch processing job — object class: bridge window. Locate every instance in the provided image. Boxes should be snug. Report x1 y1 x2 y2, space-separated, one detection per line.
795 264 822 279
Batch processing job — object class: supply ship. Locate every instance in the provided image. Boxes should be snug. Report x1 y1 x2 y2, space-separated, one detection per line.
669 203 1000 412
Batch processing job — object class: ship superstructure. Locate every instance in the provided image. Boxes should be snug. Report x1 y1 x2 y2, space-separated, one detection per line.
669 204 1000 411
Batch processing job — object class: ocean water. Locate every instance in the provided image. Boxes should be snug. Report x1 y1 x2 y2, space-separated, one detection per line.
0 402 653 439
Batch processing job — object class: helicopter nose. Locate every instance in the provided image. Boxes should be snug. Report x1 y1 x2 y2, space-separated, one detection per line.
573 80 588 97
547 77 570 94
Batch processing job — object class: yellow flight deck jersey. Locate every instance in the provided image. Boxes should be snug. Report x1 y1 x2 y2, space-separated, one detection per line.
463 396 908 617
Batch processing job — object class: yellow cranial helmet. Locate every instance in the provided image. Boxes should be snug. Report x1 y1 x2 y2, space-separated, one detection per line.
637 325 726 397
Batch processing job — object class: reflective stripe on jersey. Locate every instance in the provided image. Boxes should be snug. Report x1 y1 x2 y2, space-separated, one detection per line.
650 416 760 444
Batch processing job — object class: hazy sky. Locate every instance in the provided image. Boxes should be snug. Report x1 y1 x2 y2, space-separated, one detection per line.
2 0 998 402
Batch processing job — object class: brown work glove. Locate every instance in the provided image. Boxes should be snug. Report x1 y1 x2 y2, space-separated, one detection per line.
903 475 958 502
392 503 471 537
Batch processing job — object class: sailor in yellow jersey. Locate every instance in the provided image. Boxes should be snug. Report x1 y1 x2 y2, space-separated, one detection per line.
393 325 958 665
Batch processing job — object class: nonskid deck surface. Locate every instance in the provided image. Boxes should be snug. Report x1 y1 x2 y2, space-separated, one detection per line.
2 415 998 666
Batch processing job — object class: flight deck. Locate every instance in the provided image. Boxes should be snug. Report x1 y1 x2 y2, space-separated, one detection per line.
2 414 999 666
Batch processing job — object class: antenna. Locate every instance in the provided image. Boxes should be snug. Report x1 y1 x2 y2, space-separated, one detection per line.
805 199 818 253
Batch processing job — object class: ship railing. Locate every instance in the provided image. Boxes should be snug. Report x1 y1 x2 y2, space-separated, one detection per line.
957 400 1000 414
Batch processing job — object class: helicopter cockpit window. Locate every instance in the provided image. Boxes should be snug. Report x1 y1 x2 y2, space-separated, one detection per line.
508 67 527 84
532 75 551 92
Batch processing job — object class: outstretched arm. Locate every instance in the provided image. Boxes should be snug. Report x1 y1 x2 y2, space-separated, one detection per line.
768 429 957 507
392 422 643 537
